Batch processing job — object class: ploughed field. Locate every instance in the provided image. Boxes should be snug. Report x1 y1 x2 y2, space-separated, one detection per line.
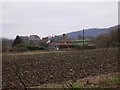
2 48 118 89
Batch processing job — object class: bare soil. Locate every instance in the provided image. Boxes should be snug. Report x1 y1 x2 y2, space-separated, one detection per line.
2 48 119 89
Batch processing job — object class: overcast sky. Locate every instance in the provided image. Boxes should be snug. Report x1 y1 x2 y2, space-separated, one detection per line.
1 2 118 39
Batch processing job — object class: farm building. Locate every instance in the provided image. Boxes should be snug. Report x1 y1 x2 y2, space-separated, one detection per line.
72 39 90 47
57 40 73 49
58 40 72 46
48 34 94 49
49 40 72 49
49 39 91 49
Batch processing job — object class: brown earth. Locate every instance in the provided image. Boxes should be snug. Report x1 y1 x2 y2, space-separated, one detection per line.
2 48 119 89
29 72 119 88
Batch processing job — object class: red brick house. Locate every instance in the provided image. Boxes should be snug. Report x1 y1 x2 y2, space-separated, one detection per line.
57 40 72 46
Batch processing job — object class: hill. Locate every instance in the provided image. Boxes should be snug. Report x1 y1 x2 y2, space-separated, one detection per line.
66 25 118 40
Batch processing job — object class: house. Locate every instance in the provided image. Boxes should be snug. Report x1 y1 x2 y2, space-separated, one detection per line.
29 35 40 41
58 40 72 46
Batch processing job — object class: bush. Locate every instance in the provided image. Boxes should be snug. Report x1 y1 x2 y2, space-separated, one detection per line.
12 35 24 47
27 46 45 50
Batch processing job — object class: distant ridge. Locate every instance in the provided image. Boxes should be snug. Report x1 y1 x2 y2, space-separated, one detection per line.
66 25 118 40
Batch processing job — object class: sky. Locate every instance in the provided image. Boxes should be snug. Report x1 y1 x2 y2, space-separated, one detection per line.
1 1 118 39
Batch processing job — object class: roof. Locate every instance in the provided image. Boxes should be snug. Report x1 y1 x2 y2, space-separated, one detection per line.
73 39 90 42
58 40 72 43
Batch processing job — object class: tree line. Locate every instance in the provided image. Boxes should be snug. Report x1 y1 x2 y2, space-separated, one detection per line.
92 27 119 48
2 26 119 52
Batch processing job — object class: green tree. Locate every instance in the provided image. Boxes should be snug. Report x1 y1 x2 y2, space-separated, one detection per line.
12 35 24 47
